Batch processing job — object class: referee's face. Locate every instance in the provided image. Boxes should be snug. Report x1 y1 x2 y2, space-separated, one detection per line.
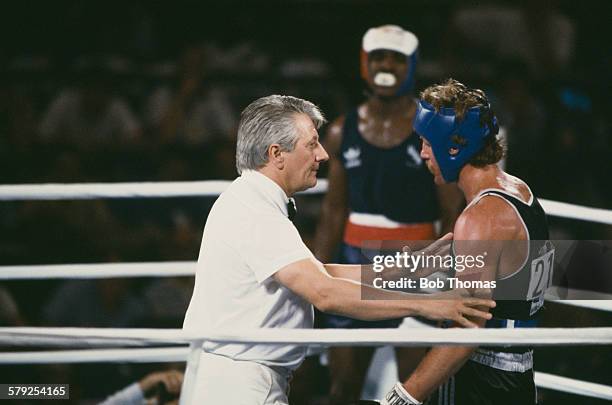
284 113 329 194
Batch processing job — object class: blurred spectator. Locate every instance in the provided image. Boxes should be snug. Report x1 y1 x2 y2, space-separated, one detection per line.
0 80 41 183
145 43 237 145
448 0 575 78
0 287 24 326
0 82 38 153
541 89 606 217
558 240 612 296
39 57 141 149
141 277 194 327
161 210 201 259
0 287 31 394
210 138 238 179
137 211 197 326
201 40 269 74
15 200 121 264
99 369 183 405
493 60 548 186
40 277 149 399
42 278 146 327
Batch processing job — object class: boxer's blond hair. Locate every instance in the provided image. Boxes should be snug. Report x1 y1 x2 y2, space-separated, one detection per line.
421 79 505 166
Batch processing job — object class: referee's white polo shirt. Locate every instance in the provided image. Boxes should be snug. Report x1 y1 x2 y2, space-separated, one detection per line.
183 169 315 371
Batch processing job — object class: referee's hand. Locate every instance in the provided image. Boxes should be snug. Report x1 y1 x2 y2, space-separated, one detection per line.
418 293 495 328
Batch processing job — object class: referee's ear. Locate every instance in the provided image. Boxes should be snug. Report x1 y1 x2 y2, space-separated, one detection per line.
268 143 285 169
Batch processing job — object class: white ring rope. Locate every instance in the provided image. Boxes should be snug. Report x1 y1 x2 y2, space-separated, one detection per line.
0 181 232 200
2 262 611 313
0 180 610 224
538 199 612 225
0 347 190 364
0 180 328 200
0 261 195 280
548 300 612 312
534 372 612 401
0 327 189 348
0 348 610 401
1 327 612 348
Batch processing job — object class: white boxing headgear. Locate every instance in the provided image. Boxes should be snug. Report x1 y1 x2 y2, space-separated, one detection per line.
362 25 418 56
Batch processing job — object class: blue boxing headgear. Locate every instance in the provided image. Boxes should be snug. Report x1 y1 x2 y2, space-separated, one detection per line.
414 100 499 182
398 51 418 95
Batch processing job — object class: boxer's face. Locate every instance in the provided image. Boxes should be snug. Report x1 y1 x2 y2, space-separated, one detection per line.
420 137 444 184
283 113 329 194
366 49 409 98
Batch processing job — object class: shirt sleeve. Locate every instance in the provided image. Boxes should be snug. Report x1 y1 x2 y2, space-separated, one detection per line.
98 382 144 405
242 215 314 283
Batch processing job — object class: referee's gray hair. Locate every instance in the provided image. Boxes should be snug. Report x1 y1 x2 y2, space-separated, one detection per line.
236 95 326 174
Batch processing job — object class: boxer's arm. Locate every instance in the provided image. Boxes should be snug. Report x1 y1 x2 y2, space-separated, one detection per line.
398 202 513 402
400 346 478 403
313 118 348 262
274 258 494 327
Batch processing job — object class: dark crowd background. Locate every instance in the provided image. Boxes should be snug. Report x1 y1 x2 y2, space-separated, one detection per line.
0 1 610 403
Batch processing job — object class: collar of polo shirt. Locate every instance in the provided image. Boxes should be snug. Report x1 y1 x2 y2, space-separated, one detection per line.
241 170 292 218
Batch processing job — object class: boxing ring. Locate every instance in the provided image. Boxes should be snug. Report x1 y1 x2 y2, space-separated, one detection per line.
1 180 611 402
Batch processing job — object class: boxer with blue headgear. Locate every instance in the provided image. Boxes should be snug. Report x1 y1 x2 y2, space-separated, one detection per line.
381 79 547 405
415 81 501 183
